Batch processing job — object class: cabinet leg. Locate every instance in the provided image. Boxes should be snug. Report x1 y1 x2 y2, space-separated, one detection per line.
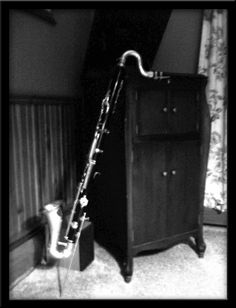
195 233 206 258
122 257 133 283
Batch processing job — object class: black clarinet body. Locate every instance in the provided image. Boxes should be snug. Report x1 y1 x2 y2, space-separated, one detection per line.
64 64 126 244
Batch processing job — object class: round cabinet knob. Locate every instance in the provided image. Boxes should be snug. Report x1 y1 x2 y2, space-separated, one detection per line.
162 107 168 113
171 170 176 175
172 107 177 113
162 171 168 177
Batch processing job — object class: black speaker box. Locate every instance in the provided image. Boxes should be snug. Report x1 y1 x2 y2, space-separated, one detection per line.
59 220 94 271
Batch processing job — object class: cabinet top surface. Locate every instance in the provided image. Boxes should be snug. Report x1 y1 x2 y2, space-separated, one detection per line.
82 67 207 82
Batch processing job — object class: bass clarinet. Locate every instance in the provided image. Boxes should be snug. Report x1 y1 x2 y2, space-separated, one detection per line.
43 50 169 275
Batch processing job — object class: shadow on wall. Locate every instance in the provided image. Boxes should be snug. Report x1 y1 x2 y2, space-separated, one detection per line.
152 9 203 74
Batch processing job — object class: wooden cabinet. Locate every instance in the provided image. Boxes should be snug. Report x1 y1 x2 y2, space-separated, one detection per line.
82 68 210 282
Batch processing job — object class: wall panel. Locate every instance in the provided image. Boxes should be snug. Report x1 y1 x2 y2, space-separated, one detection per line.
9 97 82 246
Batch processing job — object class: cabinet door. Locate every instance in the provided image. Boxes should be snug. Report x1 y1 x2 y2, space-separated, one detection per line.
132 142 168 245
133 78 200 138
168 88 199 134
166 141 200 236
136 86 168 136
132 140 200 246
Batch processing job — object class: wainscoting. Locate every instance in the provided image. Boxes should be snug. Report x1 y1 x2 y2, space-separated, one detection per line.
9 96 82 285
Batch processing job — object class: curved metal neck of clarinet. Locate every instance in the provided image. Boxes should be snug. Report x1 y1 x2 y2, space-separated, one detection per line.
118 50 170 80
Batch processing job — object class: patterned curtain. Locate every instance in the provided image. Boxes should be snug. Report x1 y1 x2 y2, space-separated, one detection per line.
198 9 227 212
